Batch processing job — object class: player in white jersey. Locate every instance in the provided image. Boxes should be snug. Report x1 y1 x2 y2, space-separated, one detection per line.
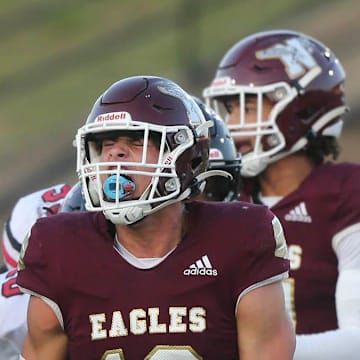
0 269 29 359
2 184 71 269
0 183 76 359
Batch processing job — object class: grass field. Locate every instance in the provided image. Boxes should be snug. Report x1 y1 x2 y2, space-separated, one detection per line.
1 0 360 267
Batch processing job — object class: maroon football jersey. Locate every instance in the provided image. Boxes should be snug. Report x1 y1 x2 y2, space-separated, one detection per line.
241 162 360 334
17 201 289 359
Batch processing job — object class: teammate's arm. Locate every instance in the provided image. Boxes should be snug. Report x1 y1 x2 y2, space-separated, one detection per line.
22 296 67 360
293 229 360 359
236 281 295 360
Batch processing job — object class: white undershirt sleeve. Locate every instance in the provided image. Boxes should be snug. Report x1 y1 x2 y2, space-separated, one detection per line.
0 337 22 360
294 328 360 360
294 227 360 359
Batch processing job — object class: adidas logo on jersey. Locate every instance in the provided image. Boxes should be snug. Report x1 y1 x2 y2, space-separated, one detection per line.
183 255 218 276
284 202 312 223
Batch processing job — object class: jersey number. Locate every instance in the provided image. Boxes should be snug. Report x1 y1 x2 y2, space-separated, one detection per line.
102 345 202 360
1 269 22 298
41 184 71 216
283 244 303 329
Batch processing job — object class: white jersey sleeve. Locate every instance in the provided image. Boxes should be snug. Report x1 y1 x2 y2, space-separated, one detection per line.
294 228 360 359
2 184 71 269
0 270 29 359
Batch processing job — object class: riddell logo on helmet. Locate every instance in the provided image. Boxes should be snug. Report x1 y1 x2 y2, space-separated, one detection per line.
95 112 131 122
211 77 231 87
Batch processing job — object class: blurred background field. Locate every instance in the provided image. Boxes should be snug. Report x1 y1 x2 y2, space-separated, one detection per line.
1 0 359 265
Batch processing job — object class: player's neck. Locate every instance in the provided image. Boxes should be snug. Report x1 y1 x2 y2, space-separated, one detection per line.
259 154 315 197
115 202 187 258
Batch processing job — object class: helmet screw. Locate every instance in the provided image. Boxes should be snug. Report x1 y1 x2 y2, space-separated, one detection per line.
174 130 188 144
267 134 280 147
165 178 177 192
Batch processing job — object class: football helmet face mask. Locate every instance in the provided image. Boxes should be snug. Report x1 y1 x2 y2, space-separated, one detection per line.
193 97 241 201
203 30 348 177
76 76 211 225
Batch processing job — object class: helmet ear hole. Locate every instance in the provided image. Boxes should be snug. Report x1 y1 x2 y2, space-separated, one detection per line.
296 107 319 122
204 177 233 201
191 156 202 170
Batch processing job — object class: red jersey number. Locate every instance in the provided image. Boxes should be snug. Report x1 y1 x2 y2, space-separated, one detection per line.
41 184 71 216
1 269 22 298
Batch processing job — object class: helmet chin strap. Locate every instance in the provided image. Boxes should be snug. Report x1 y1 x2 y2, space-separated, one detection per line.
104 170 232 226
103 181 154 225
240 138 308 177
104 205 152 226
240 107 347 178
240 135 306 176
241 156 269 177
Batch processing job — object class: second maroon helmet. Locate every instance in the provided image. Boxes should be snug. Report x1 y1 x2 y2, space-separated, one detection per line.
203 30 348 176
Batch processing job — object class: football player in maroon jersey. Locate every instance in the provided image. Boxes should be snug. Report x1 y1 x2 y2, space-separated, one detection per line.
192 96 242 202
203 29 360 359
0 102 234 360
17 75 294 359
